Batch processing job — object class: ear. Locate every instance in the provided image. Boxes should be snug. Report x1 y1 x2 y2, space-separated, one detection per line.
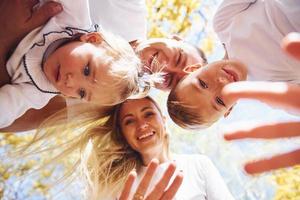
183 64 202 73
170 35 183 41
224 106 234 118
80 32 103 44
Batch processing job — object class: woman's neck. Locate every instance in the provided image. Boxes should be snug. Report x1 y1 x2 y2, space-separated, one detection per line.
142 148 170 166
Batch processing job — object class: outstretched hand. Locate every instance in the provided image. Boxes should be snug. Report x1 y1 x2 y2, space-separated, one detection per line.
224 119 300 174
119 159 183 200
222 81 300 174
221 32 300 174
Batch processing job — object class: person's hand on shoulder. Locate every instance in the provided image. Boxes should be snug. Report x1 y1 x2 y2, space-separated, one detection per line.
0 0 63 57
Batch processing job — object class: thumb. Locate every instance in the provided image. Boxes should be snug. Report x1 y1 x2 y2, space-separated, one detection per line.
28 1 63 30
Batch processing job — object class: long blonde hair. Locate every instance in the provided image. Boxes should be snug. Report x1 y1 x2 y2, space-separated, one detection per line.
82 96 169 199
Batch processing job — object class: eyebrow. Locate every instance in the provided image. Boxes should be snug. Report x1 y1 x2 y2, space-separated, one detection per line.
121 106 152 121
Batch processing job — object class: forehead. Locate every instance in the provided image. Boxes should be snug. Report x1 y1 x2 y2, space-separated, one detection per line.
120 98 157 116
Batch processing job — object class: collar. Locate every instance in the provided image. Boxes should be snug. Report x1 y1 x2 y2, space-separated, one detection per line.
23 28 88 94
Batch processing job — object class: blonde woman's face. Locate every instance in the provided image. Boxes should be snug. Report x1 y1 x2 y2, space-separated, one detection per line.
119 98 165 155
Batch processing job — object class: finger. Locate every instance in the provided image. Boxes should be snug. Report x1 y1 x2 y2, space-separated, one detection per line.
282 32 300 61
245 149 300 174
160 171 183 200
145 162 176 200
224 121 300 140
28 1 63 29
222 82 300 113
134 159 159 197
119 171 137 200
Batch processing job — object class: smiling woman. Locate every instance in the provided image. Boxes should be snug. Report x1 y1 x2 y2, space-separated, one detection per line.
80 96 234 199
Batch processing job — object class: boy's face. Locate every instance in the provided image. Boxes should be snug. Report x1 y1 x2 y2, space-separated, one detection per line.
174 60 247 123
44 33 113 103
134 37 206 90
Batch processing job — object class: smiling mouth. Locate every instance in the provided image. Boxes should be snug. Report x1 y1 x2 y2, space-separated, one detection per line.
222 68 239 82
137 131 156 140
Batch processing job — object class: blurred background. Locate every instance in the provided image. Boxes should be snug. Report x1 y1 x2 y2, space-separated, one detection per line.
0 0 299 199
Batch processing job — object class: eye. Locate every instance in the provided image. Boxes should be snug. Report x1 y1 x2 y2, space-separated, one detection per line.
83 65 90 76
78 88 86 99
124 119 135 125
144 111 154 118
216 96 226 107
198 79 208 89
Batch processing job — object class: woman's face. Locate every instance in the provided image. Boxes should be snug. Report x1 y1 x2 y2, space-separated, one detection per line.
118 98 166 156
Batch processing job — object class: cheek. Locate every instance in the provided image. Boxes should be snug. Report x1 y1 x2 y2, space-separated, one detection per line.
121 126 135 142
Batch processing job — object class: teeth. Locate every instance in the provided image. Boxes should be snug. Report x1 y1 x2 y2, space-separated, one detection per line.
138 131 155 140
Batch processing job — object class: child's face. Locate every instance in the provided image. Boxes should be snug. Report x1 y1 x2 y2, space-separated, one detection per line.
134 37 206 90
44 33 113 103
174 60 247 123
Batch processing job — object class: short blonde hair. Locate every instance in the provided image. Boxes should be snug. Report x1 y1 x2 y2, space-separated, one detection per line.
167 88 214 130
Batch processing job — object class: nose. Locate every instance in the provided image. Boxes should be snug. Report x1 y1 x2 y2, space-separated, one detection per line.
65 73 75 88
137 121 149 132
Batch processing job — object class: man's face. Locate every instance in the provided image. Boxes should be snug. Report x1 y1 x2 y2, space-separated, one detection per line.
174 60 248 123
134 37 206 90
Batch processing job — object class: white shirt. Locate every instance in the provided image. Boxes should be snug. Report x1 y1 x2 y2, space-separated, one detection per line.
213 0 300 83
129 154 234 200
88 0 147 41
0 0 92 128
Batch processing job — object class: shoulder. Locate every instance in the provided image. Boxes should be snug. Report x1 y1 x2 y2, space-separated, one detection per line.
213 0 258 36
173 154 213 169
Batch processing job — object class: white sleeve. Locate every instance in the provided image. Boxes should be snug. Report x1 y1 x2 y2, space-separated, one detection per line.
0 84 52 128
213 0 257 42
41 0 92 29
88 0 147 41
197 156 234 200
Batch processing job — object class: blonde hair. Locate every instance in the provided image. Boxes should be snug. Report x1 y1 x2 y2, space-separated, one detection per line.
15 97 168 199
91 30 142 106
82 96 169 199
167 88 214 129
